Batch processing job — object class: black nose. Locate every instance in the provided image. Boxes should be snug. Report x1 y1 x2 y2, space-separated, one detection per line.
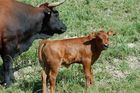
103 44 109 48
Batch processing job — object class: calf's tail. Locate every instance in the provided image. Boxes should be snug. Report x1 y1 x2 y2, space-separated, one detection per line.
38 40 46 64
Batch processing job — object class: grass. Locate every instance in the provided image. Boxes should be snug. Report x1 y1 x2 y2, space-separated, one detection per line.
0 0 140 93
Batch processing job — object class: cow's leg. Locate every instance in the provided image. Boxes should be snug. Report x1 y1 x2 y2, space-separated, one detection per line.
2 55 13 86
83 60 93 87
41 69 47 93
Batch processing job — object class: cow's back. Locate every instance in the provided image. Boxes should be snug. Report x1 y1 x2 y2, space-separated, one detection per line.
0 0 14 27
0 0 42 31
0 0 14 51
0 0 44 57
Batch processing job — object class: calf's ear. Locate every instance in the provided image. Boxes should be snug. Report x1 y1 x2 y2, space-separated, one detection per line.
88 32 97 39
107 31 116 36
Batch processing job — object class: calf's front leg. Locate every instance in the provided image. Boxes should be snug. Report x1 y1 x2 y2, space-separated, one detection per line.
83 60 94 87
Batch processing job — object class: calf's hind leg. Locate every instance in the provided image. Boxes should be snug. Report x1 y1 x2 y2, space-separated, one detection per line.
49 63 60 93
41 69 47 93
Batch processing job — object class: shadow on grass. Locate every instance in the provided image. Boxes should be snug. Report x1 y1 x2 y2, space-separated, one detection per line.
0 63 85 93
57 68 86 88
16 67 85 93
0 60 35 85
17 79 42 93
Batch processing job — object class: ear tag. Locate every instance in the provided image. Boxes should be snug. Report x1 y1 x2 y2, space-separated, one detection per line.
48 12 51 15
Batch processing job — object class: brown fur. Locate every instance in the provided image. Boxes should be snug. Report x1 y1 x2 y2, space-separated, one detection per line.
38 30 114 93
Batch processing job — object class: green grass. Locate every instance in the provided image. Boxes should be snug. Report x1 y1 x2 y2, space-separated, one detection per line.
0 0 140 93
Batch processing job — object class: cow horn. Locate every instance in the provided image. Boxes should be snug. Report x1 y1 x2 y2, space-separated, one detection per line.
48 0 65 7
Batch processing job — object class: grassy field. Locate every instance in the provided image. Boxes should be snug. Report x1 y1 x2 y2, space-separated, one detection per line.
0 0 140 93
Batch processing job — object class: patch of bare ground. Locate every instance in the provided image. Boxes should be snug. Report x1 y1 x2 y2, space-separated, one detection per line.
127 42 140 49
126 56 140 70
105 55 140 80
105 63 129 79
14 65 41 80
127 43 136 48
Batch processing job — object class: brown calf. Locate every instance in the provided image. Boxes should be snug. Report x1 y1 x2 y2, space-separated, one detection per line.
38 30 114 93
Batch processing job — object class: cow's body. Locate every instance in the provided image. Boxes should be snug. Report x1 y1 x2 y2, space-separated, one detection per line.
38 31 114 93
0 0 66 86
0 0 43 57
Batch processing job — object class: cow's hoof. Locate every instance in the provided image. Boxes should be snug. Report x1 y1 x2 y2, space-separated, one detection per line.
3 83 11 88
0 81 11 88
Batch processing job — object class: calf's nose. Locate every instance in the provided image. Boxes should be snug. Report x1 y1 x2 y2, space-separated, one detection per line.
103 44 109 48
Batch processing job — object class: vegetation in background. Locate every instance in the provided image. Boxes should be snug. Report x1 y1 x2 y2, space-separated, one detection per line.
0 0 140 93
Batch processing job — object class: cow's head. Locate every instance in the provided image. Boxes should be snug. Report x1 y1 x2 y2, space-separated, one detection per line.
39 0 66 36
94 30 115 50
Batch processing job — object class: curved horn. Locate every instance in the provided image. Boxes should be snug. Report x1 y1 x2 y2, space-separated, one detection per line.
48 0 65 7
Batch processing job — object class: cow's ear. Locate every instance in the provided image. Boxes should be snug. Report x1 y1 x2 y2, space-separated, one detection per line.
39 3 52 16
44 10 51 16
39 3 49 8
107 31 116 36
39 3 51 16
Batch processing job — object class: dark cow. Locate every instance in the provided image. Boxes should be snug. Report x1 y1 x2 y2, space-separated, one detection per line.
0 0 66 86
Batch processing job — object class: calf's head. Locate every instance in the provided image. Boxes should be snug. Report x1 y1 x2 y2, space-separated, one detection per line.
91 30 115 50
39 0 66 36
